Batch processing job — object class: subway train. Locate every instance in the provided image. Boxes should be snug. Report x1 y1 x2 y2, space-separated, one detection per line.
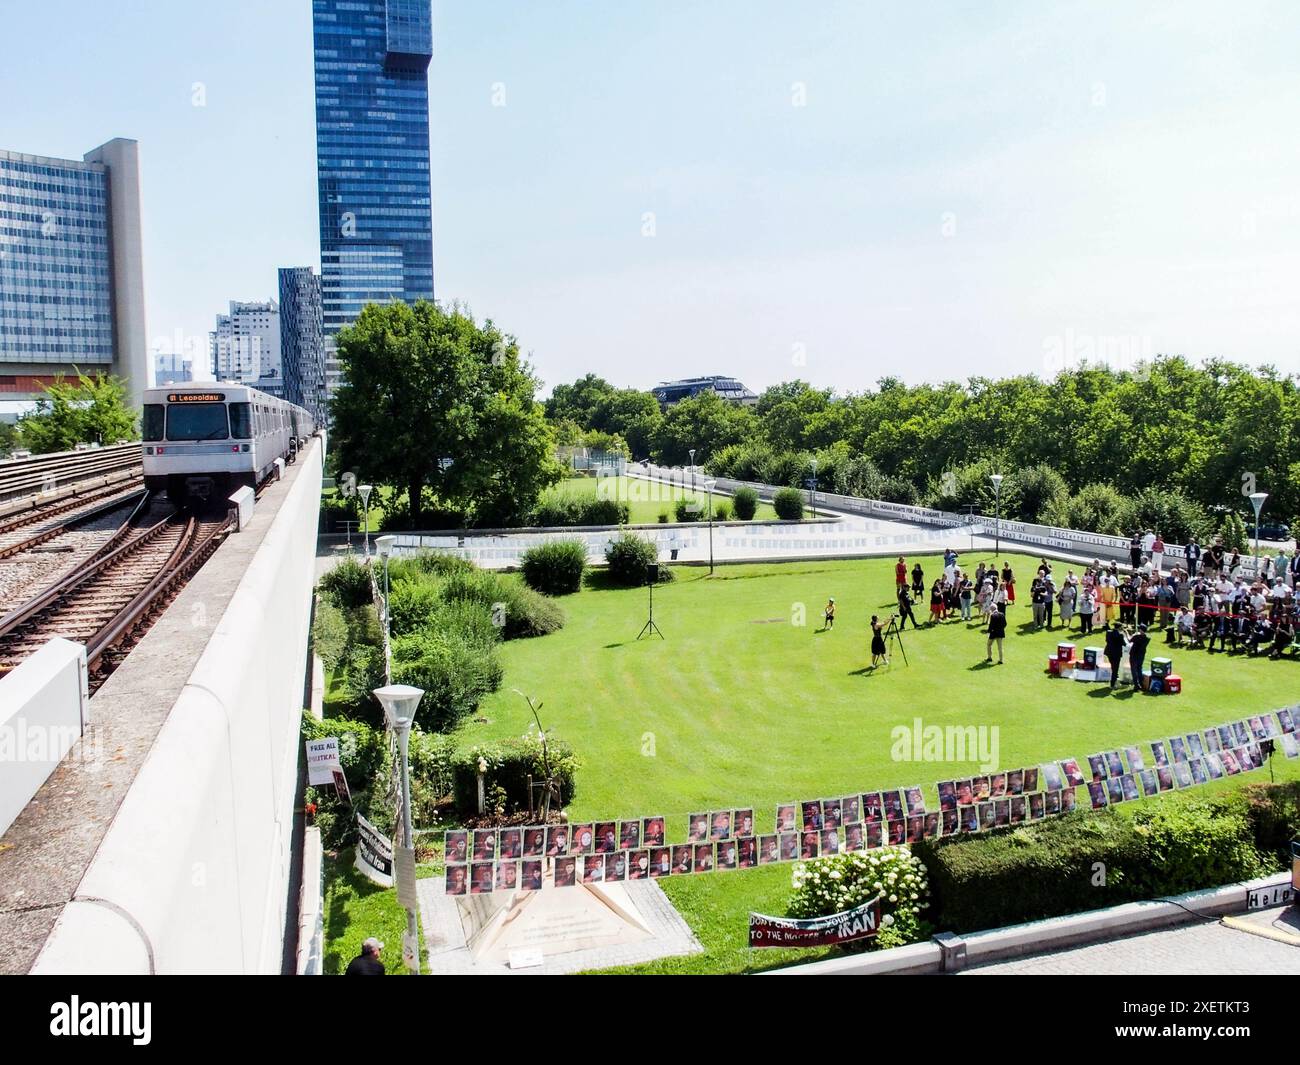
142 382 317 502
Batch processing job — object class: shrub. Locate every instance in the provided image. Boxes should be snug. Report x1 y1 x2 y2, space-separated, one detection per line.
674 496 704 523
789 849 930 951
450 731 580 817
878 475 921 507
657 510 669 523
520 539 588 595
532 495 583 527
914 796 1271 934
532 494 629 527
439 569 565 639
581 497 629 526
732 486 759 521
772 486 804 520
1218 511 1248 553
1129 486 1210 545
713 500 732 522
1042 482 1135 535
604 532 669 586
1239 781 1300 860
319 558 373 610
312 599 348 672
386 576 444 637
392 624 503 732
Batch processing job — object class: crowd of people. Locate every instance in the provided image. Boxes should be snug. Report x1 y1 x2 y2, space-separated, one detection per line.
888 530 1300 672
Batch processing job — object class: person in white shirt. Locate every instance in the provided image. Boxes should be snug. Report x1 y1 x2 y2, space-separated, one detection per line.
1141 530 1156 556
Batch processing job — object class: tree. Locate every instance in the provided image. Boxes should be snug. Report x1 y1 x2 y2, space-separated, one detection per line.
545 373 616 426
330 301 563 528
650 391 755 465
590 388 662 459
18 370 138 454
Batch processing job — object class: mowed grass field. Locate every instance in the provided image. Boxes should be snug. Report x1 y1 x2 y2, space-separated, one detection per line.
442 551 1300 974
457 551 1300 827
540 474 787 524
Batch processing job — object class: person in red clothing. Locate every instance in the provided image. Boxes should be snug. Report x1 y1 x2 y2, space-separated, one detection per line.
895 556 907 591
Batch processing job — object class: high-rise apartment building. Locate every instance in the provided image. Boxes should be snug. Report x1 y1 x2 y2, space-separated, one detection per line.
0 138 148 413
278 266 327 424
312 0 435 397
209 299 283 396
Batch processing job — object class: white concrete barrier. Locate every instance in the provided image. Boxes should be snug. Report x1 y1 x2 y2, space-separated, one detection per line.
0 638 88 838
33 440 323 975
228 485 255 531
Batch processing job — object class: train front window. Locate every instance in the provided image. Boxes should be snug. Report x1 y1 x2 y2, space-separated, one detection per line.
229 402 252 439
142 404 164 441
166 403 228 441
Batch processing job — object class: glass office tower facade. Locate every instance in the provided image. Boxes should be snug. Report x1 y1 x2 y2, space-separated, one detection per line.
278 266 327 425
312 0 434 397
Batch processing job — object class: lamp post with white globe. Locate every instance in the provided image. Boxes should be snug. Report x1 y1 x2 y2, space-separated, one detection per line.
989 474 1004 556
373 682 424 973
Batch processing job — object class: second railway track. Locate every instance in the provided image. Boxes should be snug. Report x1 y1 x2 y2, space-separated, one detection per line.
0 501 233 690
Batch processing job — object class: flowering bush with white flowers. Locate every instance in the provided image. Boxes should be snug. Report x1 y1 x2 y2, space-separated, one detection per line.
788 847 930 949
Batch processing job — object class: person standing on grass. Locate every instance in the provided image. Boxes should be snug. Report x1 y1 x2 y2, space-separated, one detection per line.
1043 575 1056 629
870 614 889 667
1078 587 1096 635
823 597 836 630
1185 536 1201 578
1001 562 1016 605
1151 532 1165 575
1129 624 1151 690
897 583 920 630
1031 577 1047 628
895 555 908 593
1058 577 1076 629
1103 622 1126 689
960 573 974 621
985 603 1007 664
930 578 946 624
1129 531 1143 571
911 561 925 598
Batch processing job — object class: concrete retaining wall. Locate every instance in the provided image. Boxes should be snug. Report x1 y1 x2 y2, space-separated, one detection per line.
0 639 88 838
32 440 323 974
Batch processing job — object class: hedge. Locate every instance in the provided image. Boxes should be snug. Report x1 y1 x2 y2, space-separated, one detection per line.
520 539 588 595
772 486 804 520
319 557 373 609
451 735 580 817
732 486 759 521
604 532 673 586
914 791 1277 933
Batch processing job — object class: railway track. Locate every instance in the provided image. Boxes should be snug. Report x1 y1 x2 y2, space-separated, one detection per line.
0 479 147 548
0 484 148 560
0 503 233 690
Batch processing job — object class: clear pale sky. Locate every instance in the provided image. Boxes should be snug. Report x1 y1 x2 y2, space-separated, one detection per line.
3 0 1298 395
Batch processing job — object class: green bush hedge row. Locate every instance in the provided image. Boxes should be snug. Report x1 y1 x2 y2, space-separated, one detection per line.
531 495 629 527
772 486 804 520
452 734 581 818
914 783 1299 933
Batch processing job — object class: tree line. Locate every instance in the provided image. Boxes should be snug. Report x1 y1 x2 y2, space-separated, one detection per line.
546 358 1300 542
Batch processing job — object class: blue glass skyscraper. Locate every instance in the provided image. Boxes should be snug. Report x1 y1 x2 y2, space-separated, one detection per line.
312 0 435 397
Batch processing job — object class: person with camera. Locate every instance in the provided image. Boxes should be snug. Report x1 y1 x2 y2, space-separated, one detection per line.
985 602 1007 664
897 582 920 629
870 614 891 667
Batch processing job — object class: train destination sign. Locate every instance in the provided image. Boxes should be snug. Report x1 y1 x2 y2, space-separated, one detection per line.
168 392 225 403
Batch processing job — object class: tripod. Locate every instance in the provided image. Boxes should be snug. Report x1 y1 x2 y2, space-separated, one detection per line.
638 573 664 640
884 615 909 666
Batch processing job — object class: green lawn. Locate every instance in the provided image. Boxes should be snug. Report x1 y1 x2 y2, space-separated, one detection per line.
334 550 1300 975
540 474 790 524
458 551 1300 822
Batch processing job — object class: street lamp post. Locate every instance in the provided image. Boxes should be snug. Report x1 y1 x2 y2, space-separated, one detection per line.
377 534 396 684
373 682 424 974
810 458 818 519
989 474 1004 556
1249 491 1268 571
688 448 696 499
358 484 373 557
705 479 716 574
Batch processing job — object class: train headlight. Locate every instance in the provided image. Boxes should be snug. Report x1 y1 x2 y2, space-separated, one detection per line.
145 446 154 455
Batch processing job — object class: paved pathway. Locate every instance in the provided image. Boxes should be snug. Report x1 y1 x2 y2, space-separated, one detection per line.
962 905 1300 975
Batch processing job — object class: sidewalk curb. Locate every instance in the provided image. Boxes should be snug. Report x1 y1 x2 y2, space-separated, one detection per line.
763 872 1292 975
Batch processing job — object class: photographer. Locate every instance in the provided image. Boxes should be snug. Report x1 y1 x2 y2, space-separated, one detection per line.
870 614 891 667
985 603 1007 664
897 583 920 629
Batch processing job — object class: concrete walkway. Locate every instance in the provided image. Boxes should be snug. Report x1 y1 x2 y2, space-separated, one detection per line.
962 904 1300 975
